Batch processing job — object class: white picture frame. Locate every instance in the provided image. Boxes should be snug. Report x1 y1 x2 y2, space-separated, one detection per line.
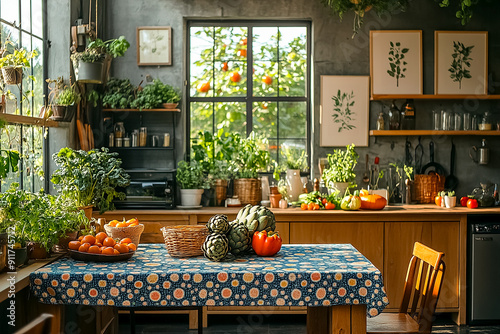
137 26 172 66
370 30 423 96
320 75 370 147
435 31 488 95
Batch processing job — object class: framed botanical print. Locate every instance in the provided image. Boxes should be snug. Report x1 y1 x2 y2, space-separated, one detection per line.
137 26 172 66
370 30 423 96
435 31 488 95
320 75 370 147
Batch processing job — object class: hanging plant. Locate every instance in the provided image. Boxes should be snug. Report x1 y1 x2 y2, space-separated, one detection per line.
321 0 408 37
436 0 481 25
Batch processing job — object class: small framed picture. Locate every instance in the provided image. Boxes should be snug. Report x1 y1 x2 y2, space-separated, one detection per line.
435 31 488 95
320 75 370 147
137 26 172 66
370 30 423 96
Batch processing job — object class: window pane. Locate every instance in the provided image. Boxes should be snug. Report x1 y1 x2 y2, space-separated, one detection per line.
22 32 33 116
190 27 214 97
32 0 43 37
278 27 307 97
215 102 246 134
190 102 213 138
253 61 277 97
21 0 31 32
1 125 21 190
33 37 43 115
253 101 277 138
1 1 19 25
33 126 44 191
279 101 307 138
1 24 20 49
214 27 247 62
279 139 307 166
22 126 34 191
253 27 278 61
215 60 246 97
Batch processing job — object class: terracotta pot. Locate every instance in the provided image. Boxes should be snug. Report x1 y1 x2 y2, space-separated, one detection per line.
28 242 48 259
162 103 179 109
53 231 78 253
79 205 94 221
214 179 228 207
269 193 282 208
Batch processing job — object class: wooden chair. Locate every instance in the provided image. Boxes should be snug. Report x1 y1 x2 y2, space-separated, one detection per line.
15 313 53 334
367 242 446 334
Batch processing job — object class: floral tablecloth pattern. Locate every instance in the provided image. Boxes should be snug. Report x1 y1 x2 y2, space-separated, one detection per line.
30 244 388 317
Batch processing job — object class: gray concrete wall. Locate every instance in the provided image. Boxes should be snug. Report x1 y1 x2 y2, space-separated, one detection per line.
101 0 500 198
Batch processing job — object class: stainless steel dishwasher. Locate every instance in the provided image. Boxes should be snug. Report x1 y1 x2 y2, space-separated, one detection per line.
468 217 500 324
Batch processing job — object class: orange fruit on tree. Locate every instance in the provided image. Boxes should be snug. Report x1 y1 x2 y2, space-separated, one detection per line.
239 38 247 46
78 243 91 252
127 243 137 252
197 82 210 93
88 245 101 254
102 247 115 255
262 75 273 85
68 241 81 250
114 243 129 254
230 72 241 83
120 238 132 244
237 49 247 57
103 237 116 247
96 232 107 244
221 62 228 72
81 235 96 245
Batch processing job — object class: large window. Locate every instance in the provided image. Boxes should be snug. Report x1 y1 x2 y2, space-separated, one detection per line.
1 0 45 191
187 21 310 164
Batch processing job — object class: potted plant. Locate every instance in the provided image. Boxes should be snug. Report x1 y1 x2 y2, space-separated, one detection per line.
176 160 210 207
131 79 181 110
320 0 408 37
232 132 271 205
45 78 81 122
322 144 358 197
70 36 130 84
51 147 131 215
0 47 37 85
280 144 308 202
102 77 135 109
444 190 456 208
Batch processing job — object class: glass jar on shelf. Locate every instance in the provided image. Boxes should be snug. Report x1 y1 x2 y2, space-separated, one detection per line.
376 112 385 130
139 127 147 147
114 122 125 139
479 111 492 131
388 100 400 130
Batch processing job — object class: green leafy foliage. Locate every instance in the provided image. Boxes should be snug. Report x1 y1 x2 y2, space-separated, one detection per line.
50 147 131 214
56 85 81 106
131 79 181 110
449 41 474 89
232 132 271 179
0 183 89 250
331 89 356 132
71 36 130 64
87 89 100 107
387 41 409 87
0 48 37 68
437 0 477 25
280 145 308 171
102 78 135 109
323 144 358 185
176 160 210 189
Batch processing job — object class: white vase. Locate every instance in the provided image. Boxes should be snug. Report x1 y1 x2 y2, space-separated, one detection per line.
180 189 204 206
286 169 303 202
444 196 456 208
328 182 349 197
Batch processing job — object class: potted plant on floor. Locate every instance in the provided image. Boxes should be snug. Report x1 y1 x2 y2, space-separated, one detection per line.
51 147 131 215
280 144 308 202
322 144 358 197
71 36 130 84
131 79 181 110
176 160 210 207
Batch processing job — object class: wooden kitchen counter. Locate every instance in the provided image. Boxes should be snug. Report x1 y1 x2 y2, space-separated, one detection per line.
94 204 500 325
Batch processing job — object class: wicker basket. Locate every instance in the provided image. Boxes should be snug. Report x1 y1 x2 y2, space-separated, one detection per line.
2 67 22 85
234 178 262 205
161 225 209 257
414 174 445 204
104 224 145 245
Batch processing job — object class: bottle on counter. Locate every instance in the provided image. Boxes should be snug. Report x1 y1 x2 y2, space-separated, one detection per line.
400 99 415 130
388 100 400 130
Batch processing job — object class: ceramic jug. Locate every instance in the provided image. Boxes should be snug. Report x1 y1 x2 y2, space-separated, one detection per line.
286 169 303 202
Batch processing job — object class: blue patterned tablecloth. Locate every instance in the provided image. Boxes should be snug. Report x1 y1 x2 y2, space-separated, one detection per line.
30 244 388 317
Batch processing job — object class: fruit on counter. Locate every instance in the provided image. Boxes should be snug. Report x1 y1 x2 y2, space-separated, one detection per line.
359 190 387 210
340 190 361 211
227 220 251 255
69 232 136 255
252 230 282 257
467 198 478 209
324 202 336 210
107 218 139 228
298 191 339 210
201 233 229 262
435 195 442 207
460 196 469 207
235 204 276 236
207 214 231 234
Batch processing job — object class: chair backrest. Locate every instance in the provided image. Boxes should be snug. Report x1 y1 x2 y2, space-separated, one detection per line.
15 313 53 334
399 242 446 334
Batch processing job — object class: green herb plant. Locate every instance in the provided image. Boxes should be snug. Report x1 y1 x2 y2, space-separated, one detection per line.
87 89 100 107
233 132 271 179
102 78 135 109
131 79 181 110
322 144 359 188
70 36 130 66
176 160 210 189
449 41 473 89
437 0 482 25
56 84 81 106
0 119 20 180
281 145 308 171
331 89 355 132
51 147 131 214
387 41 409 87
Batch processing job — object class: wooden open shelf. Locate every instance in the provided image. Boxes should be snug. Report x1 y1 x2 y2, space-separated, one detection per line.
0 113 59 127
103 108 180 112
371 94 500 100
370 130 500 136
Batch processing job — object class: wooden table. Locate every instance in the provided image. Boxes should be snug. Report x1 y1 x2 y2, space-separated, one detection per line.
30 244 388 333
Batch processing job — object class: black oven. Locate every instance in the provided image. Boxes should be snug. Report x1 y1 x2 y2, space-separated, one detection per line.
114 170 175 209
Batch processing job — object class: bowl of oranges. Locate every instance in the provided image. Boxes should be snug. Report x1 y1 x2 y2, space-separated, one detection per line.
68 232 137 262
103 218 144 245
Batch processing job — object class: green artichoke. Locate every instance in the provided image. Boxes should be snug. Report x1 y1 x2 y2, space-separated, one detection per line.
206 214 230 234
235 204 276 235
201 233 229 262
227 220 251 255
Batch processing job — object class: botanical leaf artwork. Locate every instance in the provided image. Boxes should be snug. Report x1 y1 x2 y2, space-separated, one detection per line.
331 89 355 132
387 41 409 87
449 41 474 89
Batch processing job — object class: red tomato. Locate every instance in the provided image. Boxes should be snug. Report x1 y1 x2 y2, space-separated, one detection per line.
197 82 210 93
321 198 327 205
262 75 273 85
460 196 469 207
307 202 314 211
230 72 241 83
237 49 247 57
312 203 321 210
300 203 307 210
467 198 478 209
325 202 336 210
221 62 228 72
